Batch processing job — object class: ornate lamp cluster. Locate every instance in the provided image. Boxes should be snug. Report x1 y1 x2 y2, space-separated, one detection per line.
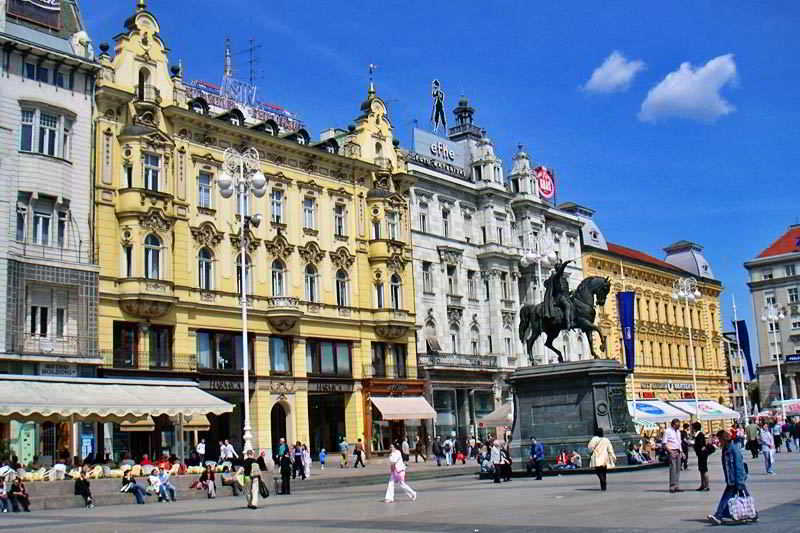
672 276 701 419
761 303 787 420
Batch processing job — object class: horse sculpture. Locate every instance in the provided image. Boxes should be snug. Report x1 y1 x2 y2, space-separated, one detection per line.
518 275 611 365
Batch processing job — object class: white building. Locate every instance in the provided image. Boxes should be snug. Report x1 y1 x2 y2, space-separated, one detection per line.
406 97 585 440
0 0 99 462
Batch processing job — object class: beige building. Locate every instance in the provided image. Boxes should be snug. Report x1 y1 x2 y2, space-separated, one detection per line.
563 204 730 417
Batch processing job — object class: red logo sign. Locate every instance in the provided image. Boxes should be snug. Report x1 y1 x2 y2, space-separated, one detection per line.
535 166 555 199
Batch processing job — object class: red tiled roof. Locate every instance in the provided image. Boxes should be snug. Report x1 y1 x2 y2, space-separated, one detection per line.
757 225 800 258
605 242 686 273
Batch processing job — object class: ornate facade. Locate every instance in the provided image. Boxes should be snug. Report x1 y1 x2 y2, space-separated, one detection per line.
93 2 417 459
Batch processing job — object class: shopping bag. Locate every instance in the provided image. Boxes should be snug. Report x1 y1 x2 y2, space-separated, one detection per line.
258 478 270 499
728 488 757 521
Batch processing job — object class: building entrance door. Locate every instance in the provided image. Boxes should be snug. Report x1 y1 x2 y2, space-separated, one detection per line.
309 393 345 459
271 403 287 454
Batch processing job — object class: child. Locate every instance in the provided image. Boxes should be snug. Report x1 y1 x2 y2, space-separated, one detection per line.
319 448 327 471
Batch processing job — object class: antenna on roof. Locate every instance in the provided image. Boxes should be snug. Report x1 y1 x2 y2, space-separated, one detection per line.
224 37 232 78
241 38 263 85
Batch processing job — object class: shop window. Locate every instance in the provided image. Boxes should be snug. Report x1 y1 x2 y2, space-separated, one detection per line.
270 336 291 374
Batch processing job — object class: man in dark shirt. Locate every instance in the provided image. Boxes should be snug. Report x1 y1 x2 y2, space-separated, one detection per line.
279 451 292 495
529 437 544 480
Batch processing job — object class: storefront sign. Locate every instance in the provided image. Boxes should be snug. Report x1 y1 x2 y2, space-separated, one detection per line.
39 363 77 377
638 391 656 399
535 166 555 200
671 383 694 391
200 378 246 392
786 354 800 363
308 382 353 393
388 384 408 395
681 392 695 399
640 382 693 391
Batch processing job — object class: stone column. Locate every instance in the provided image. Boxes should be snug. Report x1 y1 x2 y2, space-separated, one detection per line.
789 373 798 400
137 323 150 369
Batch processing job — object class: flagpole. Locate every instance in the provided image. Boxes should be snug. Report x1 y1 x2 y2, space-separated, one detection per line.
731 296 749 421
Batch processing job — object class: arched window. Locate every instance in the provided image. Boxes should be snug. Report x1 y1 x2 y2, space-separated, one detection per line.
390 273 402 310
272 259 286 296
335 269 349 307
138 68 150 100
198 247 213 290
236 254 252 295
450 324 460 353
304 264 318 302
471 326 480 355
144 234 161 279
375 142 383 156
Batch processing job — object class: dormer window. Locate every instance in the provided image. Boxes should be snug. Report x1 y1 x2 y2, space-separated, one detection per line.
296 136 306 145
230 116 242 126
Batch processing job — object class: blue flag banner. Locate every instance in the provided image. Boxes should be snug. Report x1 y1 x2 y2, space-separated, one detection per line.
734 320 755 381
617 291 636 370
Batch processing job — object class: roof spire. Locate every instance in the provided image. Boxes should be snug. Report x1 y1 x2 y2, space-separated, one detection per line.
224 37 233 78
136 0 146 12
368 63 377 97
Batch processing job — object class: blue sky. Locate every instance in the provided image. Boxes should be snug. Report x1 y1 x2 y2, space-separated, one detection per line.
83 1 800 346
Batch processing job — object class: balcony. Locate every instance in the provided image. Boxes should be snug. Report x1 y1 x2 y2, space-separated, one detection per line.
374 157 392 170
116 188 173 217
7 240 94 266
133 84 162 114
265 296 303 332
21 334 96 358
362 362 407 380
477 243 522 261
101 351 254 373
446 294 463 308
117 278 176 319
418 353 498 370
448 123 482 139
373 308 414 340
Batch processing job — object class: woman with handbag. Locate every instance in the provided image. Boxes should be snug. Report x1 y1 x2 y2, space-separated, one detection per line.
587 427 616 491
693 422 715 492
384 443 417 503
708 429 757 525
243 449 262 509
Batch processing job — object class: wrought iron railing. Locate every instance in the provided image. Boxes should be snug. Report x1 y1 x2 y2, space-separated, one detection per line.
20 334 95 357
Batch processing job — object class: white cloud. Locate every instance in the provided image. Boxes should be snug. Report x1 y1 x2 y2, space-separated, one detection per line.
638 54 737 123
582 51 646 93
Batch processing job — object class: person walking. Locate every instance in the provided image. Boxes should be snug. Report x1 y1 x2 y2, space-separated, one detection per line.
500 441 512 482
664 418 685 492
196 439 206 464
338 437 349 468
792 418 800 452
759 421 776 475
384 443 416 503
588 427 616 491
708 430 757 525
413 435 427 463
303 444 312 479
693 421 715 491
745 418 760 459
291 442 305 479
771 421 782 453
279 450 292 495
432 436 443 467
401 437 410 463
680 423 691 470
319 448 327 470
443 437 453 466
243 449 262 509
353 439 366 468
528 437 544 480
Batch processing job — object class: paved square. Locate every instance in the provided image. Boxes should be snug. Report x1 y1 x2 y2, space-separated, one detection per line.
1 453 798 532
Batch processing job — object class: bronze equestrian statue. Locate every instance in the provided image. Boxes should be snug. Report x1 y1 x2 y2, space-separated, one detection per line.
518 259 611 364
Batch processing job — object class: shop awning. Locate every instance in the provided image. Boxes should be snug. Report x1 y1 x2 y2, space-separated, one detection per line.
772 399 800 414
0 375 234 422
627 400 691 423
120 417 156 432
478 402 513 427
668 400 741 421
181 414 211 431
371 396 436 420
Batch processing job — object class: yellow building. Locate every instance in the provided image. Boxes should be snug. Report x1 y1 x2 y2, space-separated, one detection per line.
92 1 420 460
561 204 730 422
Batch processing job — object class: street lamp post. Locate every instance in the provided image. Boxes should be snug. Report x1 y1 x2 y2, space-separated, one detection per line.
520 232 558 362
217 146 267 453
672 277 701 419
761 303 786 420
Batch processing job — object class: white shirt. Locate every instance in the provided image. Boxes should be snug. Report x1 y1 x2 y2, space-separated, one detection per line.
389 450 406 473
196 442 206 455
401 441 410 454
664 427 682 451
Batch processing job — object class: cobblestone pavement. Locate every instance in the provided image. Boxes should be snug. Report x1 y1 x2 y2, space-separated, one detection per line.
1 451 798 532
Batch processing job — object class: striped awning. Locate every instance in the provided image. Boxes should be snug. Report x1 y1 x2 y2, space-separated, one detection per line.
371 396 436 420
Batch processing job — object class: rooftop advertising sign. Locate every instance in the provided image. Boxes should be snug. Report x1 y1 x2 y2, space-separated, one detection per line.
7 0 61 29
411 128 467 180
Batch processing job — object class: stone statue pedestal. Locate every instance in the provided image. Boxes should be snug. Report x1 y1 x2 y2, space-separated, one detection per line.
509 359 639 468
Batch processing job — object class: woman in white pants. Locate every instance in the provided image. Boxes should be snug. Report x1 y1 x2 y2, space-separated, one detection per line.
385 443 417 503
